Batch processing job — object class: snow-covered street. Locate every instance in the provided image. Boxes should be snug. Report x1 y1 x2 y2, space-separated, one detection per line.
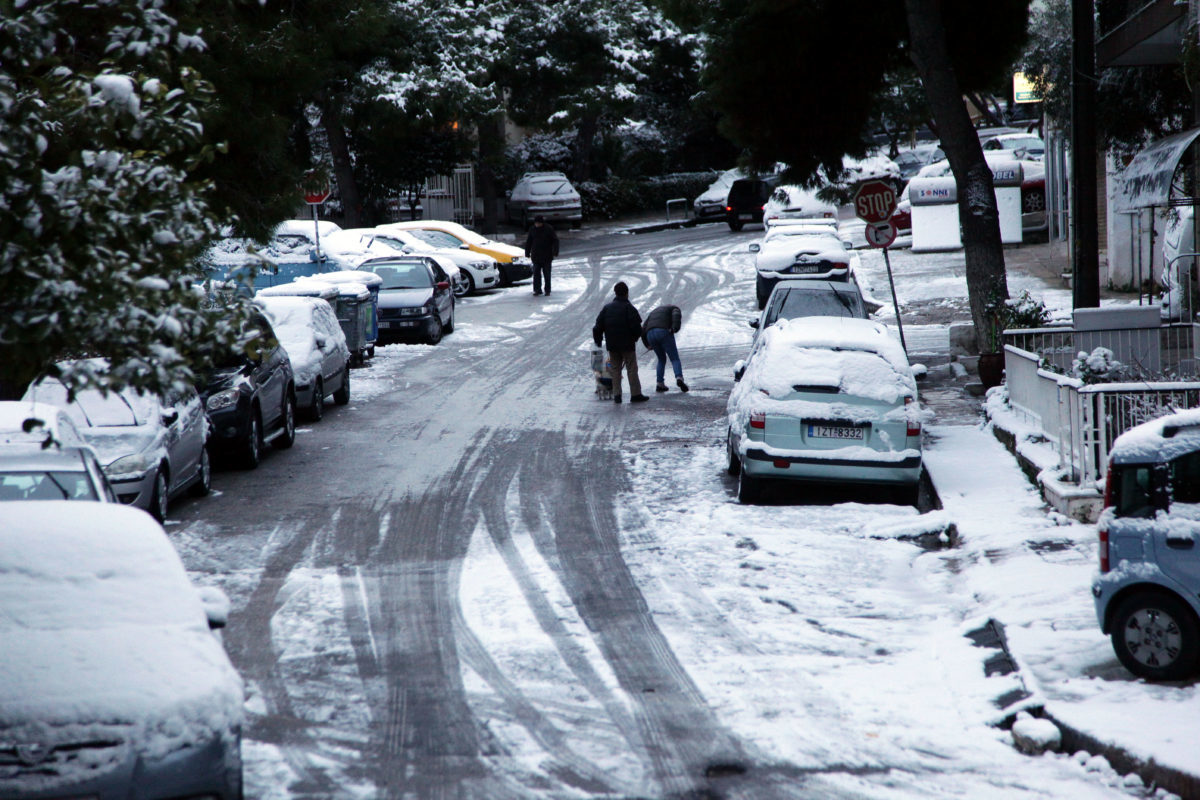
167 225 1180 799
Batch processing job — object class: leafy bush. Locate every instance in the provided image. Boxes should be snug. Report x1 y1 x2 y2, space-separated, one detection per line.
1073 346 1126 384
577 172 715 220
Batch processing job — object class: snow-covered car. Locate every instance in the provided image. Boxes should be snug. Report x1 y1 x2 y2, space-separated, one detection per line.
726 317 923 505
256 295 351 421
362 257 456 345
749 228 859 308
893 144 943 181
1093 409 1200 680
24 372 211 520
762 185 838 226
0 446 117 503
982 132 1045 160
750 280 869 342
0 501 244 800
0 400 89 449
366 225 501 295
693 168 743 220
382 220 533 287
506 171 583 228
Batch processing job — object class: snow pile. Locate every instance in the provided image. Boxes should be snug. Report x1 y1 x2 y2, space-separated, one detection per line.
1011 711 1061 754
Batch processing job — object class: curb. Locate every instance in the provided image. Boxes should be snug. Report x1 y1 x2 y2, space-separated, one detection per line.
622 219 697 235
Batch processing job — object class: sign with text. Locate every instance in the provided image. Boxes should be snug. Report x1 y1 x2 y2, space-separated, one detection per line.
1013 72 1041 104
853 180 897 224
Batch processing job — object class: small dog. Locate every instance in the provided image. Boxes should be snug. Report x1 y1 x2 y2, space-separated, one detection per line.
590 348 614 400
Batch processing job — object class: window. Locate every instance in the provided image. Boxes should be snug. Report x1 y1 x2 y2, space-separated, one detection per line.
1170 451 1200 504
1112 464 1156 518
411 230 462 249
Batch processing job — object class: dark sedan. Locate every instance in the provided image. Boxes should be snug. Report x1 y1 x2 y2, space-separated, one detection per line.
363 257 456 345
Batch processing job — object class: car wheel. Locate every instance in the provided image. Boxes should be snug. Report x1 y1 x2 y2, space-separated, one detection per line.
444 302 455 334
452 273 469 298
333 366 350 405
1111 591 1200 681
463 271 476 295
498 264 513 288
367 345 375 359
726 431 741 476
149 466 169 521
240 410 262 470
308 379 324 421
426 314 443 345
274 390 296 449
729 220 744 232
737 470 761 504
190 445 212 497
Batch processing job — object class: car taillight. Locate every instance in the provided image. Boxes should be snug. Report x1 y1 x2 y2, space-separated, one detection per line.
1102 466 1114 508
905 396 920 437
750 411 765 429
1098 527 1110 573
725 205 732 212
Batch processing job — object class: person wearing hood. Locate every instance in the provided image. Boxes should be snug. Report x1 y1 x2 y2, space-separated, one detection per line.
592 281 648 404
641 304 688 393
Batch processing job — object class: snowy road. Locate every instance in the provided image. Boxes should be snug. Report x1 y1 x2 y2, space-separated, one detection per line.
169 225 1137 799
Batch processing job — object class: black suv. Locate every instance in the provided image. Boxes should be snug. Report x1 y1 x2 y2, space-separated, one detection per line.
201 311 297 468
726 176 779 231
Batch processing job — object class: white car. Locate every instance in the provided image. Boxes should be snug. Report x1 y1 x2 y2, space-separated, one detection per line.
506 171 583 228
360 226 501 295
983 132 1044 160
762 185 839 226
726 317 923 505
0 501 244 800
256 295 352 420
379 220 533 287
694 168 744 220
749 227 860 308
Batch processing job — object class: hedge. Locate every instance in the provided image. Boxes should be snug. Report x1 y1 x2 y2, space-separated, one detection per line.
577 172 717 221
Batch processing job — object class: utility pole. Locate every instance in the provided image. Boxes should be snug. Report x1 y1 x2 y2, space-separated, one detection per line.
1072 0 1100 308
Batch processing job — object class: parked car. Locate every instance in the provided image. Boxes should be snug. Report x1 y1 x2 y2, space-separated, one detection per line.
256 295 351 421
1093 410 1200 680
506 171 583 228
204 234 346 296
0 501 244 800
694 168 743 220
982 132 1045 160
726 176 780 232
0 400 89 449
749 228 858 308
750 279 869 342
0 446 117 503
346 227 501 296
24 372 211 520
727 317 923 505
200 310 297 469
382 220 533 286
361 257 456 345
762 185 839 226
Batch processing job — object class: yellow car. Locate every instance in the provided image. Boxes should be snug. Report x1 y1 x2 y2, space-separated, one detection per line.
380 221 533 286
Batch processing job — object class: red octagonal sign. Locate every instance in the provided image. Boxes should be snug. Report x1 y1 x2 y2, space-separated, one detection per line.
853 180 897 224
303 187 332 205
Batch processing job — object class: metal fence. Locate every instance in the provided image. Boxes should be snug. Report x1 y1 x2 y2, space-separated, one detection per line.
423 165 475 227
1002 323 1200 379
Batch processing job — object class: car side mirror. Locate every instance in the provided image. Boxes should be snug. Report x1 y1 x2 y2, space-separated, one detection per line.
160 409 179 426
748 244 761 253
748 320 759 329
459 243 470 250
843 240 853 250
315 335 327 349
197 586 230 630
436 281 450 291
734 360 746 382
912 363 928 381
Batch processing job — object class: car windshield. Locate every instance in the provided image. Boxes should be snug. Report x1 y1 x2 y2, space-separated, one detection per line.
370 263 432 290
771 289 864 323
531 180 571 195
0 471 97 501
410 229 463 249
31 382 149 427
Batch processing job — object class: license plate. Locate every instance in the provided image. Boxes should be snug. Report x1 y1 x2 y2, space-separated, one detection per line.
378 321 393 329
790 264 820 274
808 424 865 440
738 213 753 220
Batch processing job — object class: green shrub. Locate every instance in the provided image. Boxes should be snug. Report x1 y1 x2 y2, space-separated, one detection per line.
578 172 717 220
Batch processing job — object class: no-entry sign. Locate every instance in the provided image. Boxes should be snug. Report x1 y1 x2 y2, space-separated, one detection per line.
853 180 897 224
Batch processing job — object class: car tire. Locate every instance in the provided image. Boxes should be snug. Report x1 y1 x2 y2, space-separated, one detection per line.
729 220 744 232
367 345 375 359
498 264 513 288
149 466 169 521
273 390 296 450
190 445 212 497
737 470 761 504
239 410 262 470
426 315 443 345
463 271 476 295
444 302 455 334
1111 591 1200 681
452 273 469 298
726 431 741 476
308 379 324 422
333 366 350 405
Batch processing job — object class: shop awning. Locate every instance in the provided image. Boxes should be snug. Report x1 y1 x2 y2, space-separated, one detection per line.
1114 127 1200 212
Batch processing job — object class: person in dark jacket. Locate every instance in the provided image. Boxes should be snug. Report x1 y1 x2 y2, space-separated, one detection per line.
641 305 688 393
592 281 648 403
523 215 559 296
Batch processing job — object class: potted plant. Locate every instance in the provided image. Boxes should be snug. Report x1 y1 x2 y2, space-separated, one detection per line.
979 290 1051 389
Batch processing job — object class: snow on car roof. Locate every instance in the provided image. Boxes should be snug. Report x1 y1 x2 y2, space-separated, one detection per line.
1110 408 1200 463
255 281 339 299
758 317 911 384
274 219 343 240
300 269 384 289
0 401 87 447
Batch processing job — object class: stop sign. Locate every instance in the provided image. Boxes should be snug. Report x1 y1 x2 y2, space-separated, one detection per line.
303 187 332 205
853 180 897 224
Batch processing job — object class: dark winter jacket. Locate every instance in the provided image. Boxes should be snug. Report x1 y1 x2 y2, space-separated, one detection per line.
593 297 643 353
642 305 682 336
523 223 559 264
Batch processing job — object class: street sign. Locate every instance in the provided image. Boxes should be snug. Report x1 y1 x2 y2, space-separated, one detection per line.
303 187 332 205
853 180 897 224
864 220 897 248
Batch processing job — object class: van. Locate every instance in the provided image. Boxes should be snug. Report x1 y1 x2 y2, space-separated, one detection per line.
1093 409 1200 680
726 176 779 232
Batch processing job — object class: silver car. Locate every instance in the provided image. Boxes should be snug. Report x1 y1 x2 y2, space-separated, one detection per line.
24 378 211 520
0 446 117 503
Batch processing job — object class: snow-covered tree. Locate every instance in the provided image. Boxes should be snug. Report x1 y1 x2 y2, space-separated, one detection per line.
0 0 242 401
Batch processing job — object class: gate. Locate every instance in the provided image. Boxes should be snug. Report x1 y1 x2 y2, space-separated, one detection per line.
423 165 475 227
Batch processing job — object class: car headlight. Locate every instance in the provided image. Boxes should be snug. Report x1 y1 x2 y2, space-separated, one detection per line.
470 260 491 271
206 387 241 412
105 452 157 480
400 307 423 317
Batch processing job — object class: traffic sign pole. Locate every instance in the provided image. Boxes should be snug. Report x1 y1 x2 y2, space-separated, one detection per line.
312 204 322 261
853 183 908 356
881 247 907 355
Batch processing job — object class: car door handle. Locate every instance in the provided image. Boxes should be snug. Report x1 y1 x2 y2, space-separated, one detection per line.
1166 537 1196 549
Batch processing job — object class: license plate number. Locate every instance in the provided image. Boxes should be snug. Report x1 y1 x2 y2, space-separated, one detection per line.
378 321 393 329
790 264 820 274
738 213 753 220
808 424 865 440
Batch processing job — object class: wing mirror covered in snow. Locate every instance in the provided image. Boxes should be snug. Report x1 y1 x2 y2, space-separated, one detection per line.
315 335 327 350
748 244 761 253
734 360 746 382
160 409 179 427
748 320 759 329
197 585 230 630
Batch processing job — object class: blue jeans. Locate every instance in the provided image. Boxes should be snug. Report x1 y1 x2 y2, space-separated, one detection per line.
646 327 682 384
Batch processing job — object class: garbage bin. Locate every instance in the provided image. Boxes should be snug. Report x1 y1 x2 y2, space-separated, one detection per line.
909 176 961 253
300 270 383 360
989 159 1024 245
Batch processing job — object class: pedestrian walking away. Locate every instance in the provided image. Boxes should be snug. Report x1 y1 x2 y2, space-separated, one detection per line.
642 304 688 393
524 215 559 296
592 281 648 404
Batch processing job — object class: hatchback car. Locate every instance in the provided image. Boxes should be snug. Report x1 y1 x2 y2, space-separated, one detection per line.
256 295 351 421
726 176 780 231
727 317 923 504
0 501 244 800
363 257 456 345
693 168 743 220
506 171 583 228
382 220 533 286
24 374 211 520
750 280 869 342
750 229 858 308
1093 410 1200 680
0 446 117 503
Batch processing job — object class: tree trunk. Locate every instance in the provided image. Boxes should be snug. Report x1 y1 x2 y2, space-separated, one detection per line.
906 0 1009 353
476 113 505 235
321 99 362 229
575 114 598 183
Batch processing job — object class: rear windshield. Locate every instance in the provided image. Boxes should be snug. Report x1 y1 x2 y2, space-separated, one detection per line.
771 289 864 322
728 180 772 205
0 471 97 501
531 180 571 195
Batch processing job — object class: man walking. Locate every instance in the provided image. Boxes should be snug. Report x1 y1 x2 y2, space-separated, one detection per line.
593 281 648 404
642 304 688 393
524 215 559 296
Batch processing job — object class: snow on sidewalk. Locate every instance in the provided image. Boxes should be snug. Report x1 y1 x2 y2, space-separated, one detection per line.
926 423 1200 785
